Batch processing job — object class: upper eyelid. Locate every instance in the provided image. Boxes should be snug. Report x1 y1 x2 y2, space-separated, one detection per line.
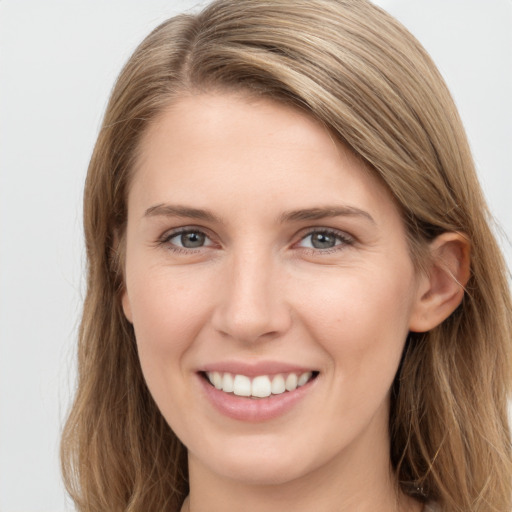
295 226 355 241
154 227 215 251
160 225 214 240
156 225 355 249
161 226 353 237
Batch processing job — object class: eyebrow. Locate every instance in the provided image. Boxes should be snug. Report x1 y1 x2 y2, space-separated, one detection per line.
144 203 375 225
144 204 221 223
279 206 375 224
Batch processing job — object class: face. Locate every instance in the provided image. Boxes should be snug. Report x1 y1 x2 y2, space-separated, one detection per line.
122 93 424 487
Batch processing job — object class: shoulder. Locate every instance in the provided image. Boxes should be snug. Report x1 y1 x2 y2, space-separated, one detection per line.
423 502 441 512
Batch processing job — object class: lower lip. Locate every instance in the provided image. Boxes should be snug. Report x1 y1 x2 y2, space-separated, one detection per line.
198 374 317 422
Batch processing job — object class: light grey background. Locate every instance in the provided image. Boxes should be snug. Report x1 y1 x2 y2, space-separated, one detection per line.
0 1 510 510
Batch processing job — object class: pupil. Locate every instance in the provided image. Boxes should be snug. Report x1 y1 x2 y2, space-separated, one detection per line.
181 232 205 248
312 232 335 249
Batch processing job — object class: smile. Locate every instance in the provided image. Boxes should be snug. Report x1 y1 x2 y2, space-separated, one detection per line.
205 371 317 398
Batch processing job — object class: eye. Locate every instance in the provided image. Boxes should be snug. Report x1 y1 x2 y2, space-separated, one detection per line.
162 229 214 250
297 229 353 250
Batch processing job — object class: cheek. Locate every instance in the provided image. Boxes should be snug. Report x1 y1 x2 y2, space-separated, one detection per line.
125 269 215 430
125 265 211 373
298 265 415 384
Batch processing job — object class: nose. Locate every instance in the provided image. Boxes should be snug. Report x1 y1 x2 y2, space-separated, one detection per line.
211 248 292 344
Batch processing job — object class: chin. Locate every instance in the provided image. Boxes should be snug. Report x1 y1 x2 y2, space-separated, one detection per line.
188 431 327 487
207 456 311 487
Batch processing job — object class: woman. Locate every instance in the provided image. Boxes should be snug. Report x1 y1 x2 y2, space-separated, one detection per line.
61 1 512 511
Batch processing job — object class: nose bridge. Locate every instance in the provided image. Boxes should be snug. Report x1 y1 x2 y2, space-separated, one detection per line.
213 244 290 343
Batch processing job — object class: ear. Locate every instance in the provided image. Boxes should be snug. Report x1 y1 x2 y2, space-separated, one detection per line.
409 232 470 333
121 289 133 324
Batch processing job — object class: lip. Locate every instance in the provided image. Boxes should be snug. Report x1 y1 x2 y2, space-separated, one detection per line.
197 368 318 422
200 360 317 378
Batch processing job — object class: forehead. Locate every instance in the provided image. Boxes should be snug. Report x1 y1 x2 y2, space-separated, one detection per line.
136 92 346 171
130 92 399 228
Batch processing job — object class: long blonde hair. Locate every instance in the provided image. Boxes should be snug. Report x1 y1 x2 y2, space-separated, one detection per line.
61 1 512 510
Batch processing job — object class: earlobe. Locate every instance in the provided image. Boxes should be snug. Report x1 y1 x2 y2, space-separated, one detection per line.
409 232 470 333
122 290 133 323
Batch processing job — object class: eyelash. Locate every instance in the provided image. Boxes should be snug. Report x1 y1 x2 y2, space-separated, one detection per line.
157 228 216 254
296 229 355 254
157 227 355 254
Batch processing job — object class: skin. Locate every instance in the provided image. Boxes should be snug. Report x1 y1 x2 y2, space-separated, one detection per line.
122 93 468 512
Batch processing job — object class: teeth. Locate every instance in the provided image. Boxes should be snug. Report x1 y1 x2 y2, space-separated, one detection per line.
251 375 272 398
233 375 251 397
222 372 234 393
298 371 312 387
206 371 315 398
271 374 286 394
212 371 222 389
285 373 298 391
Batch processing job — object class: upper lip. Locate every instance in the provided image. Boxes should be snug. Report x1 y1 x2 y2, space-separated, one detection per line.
199 360 318 377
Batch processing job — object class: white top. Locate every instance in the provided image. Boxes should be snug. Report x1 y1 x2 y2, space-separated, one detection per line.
424 503 440 512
